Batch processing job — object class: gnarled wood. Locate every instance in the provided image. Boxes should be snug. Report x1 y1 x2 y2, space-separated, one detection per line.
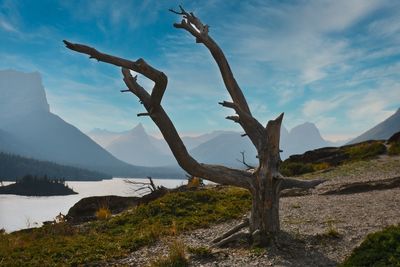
64 6 325 246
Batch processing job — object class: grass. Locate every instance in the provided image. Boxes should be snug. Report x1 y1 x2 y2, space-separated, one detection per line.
96 207 112 220
250 246 267 256
321 223 341 239
150 239 188 267
340 224 400 267
280 141 389 177
279 161 314 176
0 186 251 266
388 142 400 156
301 156 400 181
188 245 214 259
344 141 386 161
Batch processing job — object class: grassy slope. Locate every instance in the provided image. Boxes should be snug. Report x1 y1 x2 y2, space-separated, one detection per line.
301 155 400 180
0 187 251 266
1 153 399 266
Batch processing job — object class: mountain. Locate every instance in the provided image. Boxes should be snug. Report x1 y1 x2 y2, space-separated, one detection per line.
190 132 256 168
281 122 330 159
89 121 330 168
190 122 331 168
87 128 122 147
0 70 182 178
348 108 400 144
0 129 37 157
182 131 234 150
0 152 111 181
87 126 232 167
105 123 174 167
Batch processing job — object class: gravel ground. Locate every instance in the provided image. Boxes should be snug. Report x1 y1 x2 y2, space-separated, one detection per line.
107 156 400 267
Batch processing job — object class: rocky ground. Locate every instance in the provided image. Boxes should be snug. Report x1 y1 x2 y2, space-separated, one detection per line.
107 156 400 266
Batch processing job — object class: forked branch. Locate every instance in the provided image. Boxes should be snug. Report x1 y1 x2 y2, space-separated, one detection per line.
170 6 251 118
64 7 325 194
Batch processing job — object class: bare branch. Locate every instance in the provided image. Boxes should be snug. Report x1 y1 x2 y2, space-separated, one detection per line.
226 115 240 123
64 40 167 108
236 151 255 170
137 112 150 117
280 177 326 190
120 69 253 189
170 8 251 116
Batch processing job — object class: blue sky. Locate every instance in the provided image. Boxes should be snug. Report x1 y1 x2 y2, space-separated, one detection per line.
1 0 399 141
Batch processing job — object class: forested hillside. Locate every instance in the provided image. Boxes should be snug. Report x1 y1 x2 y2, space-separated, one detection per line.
0 152 111 181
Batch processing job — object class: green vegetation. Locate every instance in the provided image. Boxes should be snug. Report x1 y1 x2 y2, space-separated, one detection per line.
302 156 400 181
188 245 214 259
388 142 400 155
319 222 340 239
279 161 315 176
340 224 400 267
95 207 112 220
281 141 390 177
0 152 111 181
0 186 251 266
151 240 188 267
0 175 77 196
344 141 386 161
250 246 267 256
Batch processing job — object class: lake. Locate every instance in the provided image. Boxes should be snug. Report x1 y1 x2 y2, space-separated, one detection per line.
0 178 186 233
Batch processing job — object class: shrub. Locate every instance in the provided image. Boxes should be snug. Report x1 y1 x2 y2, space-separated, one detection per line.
187 177 202 188
279 162 314 176
340 224 400 267
345 142 386 160
95 207 111 220
312 162 330 171
388 142 400 156
188 246 213 259
151 239 188 267
324 225 340 239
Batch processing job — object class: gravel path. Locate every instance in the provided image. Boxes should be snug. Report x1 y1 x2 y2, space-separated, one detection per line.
107 156 400 266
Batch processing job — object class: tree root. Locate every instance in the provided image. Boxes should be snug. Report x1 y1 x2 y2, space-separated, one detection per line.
212 218 249 247
212 231 250 247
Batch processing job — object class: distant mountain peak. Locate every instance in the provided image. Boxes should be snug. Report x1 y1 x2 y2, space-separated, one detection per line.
129 123 146 135
289 122 320 136
348 108 400 144
0 69 50 119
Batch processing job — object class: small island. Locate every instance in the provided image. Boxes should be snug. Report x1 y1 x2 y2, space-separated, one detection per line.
0 175 77 196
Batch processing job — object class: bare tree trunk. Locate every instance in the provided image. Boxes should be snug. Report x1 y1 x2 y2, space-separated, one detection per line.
63 5 325 246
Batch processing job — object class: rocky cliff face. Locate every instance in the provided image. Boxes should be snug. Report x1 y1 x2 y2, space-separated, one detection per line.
0 70 49 122
0 70 183 178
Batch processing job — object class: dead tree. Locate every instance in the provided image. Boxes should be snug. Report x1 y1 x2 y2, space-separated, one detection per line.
124 176 159 196
64 6 324 246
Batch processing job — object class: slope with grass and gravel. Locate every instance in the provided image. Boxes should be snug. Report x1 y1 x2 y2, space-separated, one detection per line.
0 155 399 266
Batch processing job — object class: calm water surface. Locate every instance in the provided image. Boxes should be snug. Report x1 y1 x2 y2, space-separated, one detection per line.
0 178 186 232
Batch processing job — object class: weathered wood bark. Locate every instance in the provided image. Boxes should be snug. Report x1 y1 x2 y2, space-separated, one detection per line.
64 6 325 246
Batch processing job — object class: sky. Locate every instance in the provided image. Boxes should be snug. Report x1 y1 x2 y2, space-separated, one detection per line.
1 0 399 141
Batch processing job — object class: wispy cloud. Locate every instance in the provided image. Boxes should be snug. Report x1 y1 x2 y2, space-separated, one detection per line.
1 0 399 139
216 0 382 85
0 18 17 32
60 0 165 31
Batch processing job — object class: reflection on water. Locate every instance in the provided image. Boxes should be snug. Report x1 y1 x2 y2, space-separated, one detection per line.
0 178 186 232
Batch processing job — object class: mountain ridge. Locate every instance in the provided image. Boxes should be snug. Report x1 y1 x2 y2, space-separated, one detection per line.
348 108 400 144
88 121 332 168
0 70 183 178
